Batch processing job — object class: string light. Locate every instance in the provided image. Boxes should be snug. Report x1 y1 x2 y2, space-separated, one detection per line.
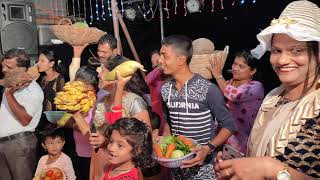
120 0 124 17
95 0 100 20
166 0 169 18
174 0 178 15
83 0 87 22
211 0 214 12
220 0 224 9
252 0 256 3
101 0 106 20
184 0 187 16
89 0 93 24
77 0 81 18
107 0 112 16
240 0 245 4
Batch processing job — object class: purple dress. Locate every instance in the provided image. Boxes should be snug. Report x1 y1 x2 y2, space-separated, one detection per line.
224 80 264 154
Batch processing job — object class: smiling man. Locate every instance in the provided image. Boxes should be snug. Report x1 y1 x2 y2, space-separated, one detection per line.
159 35 235 179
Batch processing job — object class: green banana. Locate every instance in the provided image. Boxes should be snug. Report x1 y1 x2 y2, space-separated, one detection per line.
105 60 146 81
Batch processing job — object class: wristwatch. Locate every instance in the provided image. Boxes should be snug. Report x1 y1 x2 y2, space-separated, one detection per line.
206 141 216 153
276 164 291 180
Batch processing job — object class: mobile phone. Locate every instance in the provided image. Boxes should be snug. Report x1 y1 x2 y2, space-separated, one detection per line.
222 144 245 160
90 123 97 133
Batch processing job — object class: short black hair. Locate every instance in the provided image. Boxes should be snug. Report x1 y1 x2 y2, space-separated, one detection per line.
98 34 117 50
75 65 99 92
3 48 30 68
235 50 258 70
161 35 193 64
41 126 65 143
105 118 153 168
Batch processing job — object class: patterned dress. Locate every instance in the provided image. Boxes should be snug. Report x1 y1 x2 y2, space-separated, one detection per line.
224 80 264 153
275 99 320 178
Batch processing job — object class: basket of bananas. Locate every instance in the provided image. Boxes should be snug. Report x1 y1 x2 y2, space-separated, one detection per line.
54 81 96 126
50 18 106 46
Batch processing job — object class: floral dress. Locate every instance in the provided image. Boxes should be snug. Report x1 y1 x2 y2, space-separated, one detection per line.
224 80 264 153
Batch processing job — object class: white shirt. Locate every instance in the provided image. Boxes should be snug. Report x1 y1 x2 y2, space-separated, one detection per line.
0 80 44 137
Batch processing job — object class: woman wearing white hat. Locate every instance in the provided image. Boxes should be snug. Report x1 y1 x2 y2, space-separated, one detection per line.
215 1 320 179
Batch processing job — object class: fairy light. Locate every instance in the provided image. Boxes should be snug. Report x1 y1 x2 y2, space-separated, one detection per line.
83 0 87 22
95 0 100 20
240 0 245 5
120 0 124 17
107 0 112 16
166 0 169 18
174 0 178 15
220 0 224 9
184 0 187 16
101 0 106 20
252 0 256 3
211 0 214 12
89 0 93 24
77 0 81 18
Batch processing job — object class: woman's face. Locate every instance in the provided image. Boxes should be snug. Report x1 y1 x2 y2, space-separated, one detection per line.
270 33 318 88
38 54 54 72
232 56 256 81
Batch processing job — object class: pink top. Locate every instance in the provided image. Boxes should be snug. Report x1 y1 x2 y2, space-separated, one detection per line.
103 165 138 180
34 152 76 180
73 108 94 157
224 80 264 154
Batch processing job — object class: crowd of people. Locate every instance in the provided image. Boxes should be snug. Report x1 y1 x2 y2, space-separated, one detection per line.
0 1 319 180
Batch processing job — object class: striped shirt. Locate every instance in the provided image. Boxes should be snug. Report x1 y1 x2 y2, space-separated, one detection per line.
161 74 235 145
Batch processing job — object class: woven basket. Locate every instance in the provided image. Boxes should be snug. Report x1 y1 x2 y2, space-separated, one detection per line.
50 18 106 46
190 48 229 79
189 54 214 79
152 151 196 168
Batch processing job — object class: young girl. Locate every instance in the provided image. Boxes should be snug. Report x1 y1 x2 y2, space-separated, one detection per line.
103 118 153 180
34 127 76 180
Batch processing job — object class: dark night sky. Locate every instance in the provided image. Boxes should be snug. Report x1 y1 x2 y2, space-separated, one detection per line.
47 0 319 93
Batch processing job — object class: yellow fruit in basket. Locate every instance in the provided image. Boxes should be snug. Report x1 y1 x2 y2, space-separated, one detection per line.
73 22 89 28
54 80 96 113
105 61 146 81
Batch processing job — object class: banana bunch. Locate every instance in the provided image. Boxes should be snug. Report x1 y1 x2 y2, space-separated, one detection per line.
54 81 96 113
105 60 146 81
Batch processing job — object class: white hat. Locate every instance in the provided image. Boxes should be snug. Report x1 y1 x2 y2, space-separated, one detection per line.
251 0 320 59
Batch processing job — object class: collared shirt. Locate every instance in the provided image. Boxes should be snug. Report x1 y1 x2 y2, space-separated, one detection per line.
0 80 44 137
